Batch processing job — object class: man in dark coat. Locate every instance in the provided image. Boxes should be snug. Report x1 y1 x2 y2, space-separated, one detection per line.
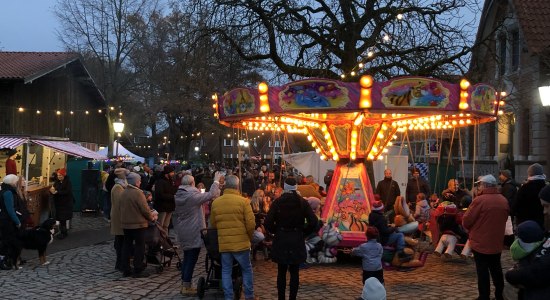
499 170 518 210
154 165 177 233
513 163 546 229
406 168 430 208
50 168 74 239
375 169 401 212
265 177 318 300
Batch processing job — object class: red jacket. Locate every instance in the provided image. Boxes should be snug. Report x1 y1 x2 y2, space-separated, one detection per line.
5 158 17 175
463 187 509 254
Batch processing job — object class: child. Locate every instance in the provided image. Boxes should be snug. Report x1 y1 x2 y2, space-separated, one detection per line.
510 220 545 262
358 277 386 300
433 204 469 259
414 193 430 223
351 227 384 285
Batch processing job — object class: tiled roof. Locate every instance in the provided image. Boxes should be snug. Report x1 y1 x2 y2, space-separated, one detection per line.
513 0 550 54
0 52 80 81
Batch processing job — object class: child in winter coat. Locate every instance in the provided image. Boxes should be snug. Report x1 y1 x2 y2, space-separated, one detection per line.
433 204 470 258
414 193 430 223
510 220 545 262
351 227 384 285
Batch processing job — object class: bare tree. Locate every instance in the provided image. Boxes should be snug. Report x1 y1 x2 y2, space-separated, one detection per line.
128 2 264 160
197 0 482 81
55 0 159 155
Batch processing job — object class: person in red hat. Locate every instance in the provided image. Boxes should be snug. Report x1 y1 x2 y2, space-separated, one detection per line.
50 168 74 239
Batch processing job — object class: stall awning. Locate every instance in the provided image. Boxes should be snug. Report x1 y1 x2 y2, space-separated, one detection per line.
0 136 28 149
31 140 107 160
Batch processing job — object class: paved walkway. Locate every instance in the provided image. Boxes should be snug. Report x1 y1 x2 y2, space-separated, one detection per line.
5 214 519 299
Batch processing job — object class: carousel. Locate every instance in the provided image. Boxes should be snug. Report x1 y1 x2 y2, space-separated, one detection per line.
212 76 502 249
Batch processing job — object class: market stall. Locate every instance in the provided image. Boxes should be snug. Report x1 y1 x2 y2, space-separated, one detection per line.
1 135 106 226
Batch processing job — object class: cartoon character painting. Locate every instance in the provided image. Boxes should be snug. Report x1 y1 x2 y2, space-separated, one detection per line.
223 89 255 116
279 80 350 110
331 179 369 233
382 78 450 108
470 85 496 114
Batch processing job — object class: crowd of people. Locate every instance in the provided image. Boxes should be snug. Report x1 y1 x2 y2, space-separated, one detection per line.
98 160 325 300
2 156 550 300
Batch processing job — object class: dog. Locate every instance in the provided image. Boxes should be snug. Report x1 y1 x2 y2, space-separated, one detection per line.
14 218 57 268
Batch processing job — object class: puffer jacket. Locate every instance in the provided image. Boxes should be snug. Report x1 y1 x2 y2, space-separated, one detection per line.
414 199 431 223
506 234 550 300
173 182 220 250
210 189 256 252
120 185 153 229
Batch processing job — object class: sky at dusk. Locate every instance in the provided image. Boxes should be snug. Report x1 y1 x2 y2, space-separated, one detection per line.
0 0 481 53
0 0 63 51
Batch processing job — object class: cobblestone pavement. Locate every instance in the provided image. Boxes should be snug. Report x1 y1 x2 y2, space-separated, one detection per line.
2 215 519 299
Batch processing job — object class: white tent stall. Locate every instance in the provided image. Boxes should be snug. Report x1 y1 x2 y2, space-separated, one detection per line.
96 141 145 163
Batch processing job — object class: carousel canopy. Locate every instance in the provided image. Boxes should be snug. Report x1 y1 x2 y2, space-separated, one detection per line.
213 76 502 161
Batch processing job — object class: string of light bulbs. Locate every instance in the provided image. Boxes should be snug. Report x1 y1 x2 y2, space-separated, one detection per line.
2 105 123 116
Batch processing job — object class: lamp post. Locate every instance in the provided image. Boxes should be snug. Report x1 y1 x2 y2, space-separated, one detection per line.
113 120 125 158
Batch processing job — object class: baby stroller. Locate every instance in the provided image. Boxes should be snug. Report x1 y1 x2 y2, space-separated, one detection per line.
197 228 243 299
144 221 181 273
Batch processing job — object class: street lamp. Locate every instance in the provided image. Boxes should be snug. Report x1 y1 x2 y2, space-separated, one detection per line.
113 120 125 157
538 85 550 107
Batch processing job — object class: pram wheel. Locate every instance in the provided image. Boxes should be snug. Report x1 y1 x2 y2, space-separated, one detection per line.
156 265 164 273
233 276 243 300
197 277 206 299
176 261 181 270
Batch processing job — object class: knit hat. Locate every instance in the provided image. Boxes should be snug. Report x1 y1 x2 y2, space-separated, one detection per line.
57 168 67 176
283 177 297 191
114 168 130 179
2 174 19 186
163 165 175 174
127 172 141 186
517 220 545 243
372 200 384 211
373 194 381 202
361 277 386 300
499 169 512 179
528 163 544 176
475 174 497 185
540 185 550 203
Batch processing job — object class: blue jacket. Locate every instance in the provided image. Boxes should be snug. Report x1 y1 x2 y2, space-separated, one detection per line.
352 239 383 271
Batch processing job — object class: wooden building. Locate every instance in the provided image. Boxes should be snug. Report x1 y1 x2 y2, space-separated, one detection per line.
0 52 108 146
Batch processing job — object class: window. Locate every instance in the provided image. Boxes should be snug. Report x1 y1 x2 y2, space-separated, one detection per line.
223 139 233 147
511 30 520 71
498 34 507 76
269 140 281 147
